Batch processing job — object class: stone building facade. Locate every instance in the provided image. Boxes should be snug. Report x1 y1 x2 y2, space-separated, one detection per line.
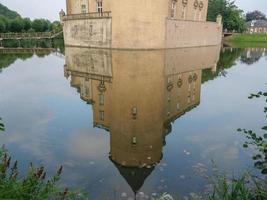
64 45 220 192
64 45 220 169
247 20 267 34
60 0 222 49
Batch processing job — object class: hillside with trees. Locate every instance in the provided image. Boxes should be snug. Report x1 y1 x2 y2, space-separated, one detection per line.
0 3 20 19
0 3 62 33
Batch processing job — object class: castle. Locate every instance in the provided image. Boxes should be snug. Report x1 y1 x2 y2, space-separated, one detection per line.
60 0 222 49
63 45 221 193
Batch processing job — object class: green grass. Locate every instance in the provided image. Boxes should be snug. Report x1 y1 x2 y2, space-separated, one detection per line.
226 33 267 48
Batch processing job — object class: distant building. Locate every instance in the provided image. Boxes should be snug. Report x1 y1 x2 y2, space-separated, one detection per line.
60 0 222 49
247 20 267 34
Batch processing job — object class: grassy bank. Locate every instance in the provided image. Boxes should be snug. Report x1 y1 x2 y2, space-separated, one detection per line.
225 33 267 48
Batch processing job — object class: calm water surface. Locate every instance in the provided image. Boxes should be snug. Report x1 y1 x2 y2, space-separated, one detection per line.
0 46 266 199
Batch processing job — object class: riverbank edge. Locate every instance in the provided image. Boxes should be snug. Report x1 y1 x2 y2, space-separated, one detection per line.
224 33 267 48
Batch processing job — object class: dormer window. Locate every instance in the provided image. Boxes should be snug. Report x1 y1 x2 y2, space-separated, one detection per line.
97 0 103 13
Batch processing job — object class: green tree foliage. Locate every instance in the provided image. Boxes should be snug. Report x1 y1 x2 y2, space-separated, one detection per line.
246 10 266 22
32 19 51 32
0 3 62 33
9 17 24 32
202 48 244 83
0 118 4 132
238 89 267 175
0 16 9 32
23 18 32 31
0 19 6 32
0 3 20 19
208 0 247 33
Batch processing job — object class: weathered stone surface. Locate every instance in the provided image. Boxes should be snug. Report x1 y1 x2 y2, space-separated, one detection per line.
165 19 222 48
62 0 222 49
64 18 112 48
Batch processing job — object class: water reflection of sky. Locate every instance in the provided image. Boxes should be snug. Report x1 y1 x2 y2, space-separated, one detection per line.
0 49 267 199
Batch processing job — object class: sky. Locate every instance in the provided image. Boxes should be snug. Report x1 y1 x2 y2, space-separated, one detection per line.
0 0 266 21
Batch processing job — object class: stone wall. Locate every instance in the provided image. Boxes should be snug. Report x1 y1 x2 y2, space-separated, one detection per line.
65 47 112 77
110 0 168 49
164 45 221 75
165 19 222 48
63 17 112 48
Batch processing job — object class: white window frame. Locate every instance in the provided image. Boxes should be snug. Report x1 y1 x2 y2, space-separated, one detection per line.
97 1 103 13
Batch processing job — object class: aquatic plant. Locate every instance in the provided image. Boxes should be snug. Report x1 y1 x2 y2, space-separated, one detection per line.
0 146 87 199
0 117 4 132
158 193 174 200
155 173 266 200
238 90 267 174
0 118 87 200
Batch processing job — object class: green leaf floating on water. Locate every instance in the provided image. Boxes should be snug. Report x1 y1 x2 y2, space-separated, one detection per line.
264 134 267 138
262 126 267 130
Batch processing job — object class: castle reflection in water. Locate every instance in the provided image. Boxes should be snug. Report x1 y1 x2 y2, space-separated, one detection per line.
63 46 220 194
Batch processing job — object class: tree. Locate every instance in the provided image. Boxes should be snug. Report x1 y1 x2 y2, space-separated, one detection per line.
0 19 6 32
208 0 247 33
0 16 10 32
32 19 50 32
50 21 62 32
23 18 32 31
9 17 24 32
246 10 266 22
32 19 44 32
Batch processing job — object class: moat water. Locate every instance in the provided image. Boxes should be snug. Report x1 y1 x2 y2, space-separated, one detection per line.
0 46 266 199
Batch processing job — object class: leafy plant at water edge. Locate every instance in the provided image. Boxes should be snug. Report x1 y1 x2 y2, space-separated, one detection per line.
0 146 87 200
238 90 267 175
0 118 87 199
0 117 5 132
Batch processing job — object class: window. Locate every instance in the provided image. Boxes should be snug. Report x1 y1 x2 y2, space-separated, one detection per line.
176 103 180 110
182 6 186 19
99 111 104 121
89 25 93 37
85 87 89 95
97 1 103 13
81 4 87 13
99 94 104 106
182 0 187 20
171 1 176 18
